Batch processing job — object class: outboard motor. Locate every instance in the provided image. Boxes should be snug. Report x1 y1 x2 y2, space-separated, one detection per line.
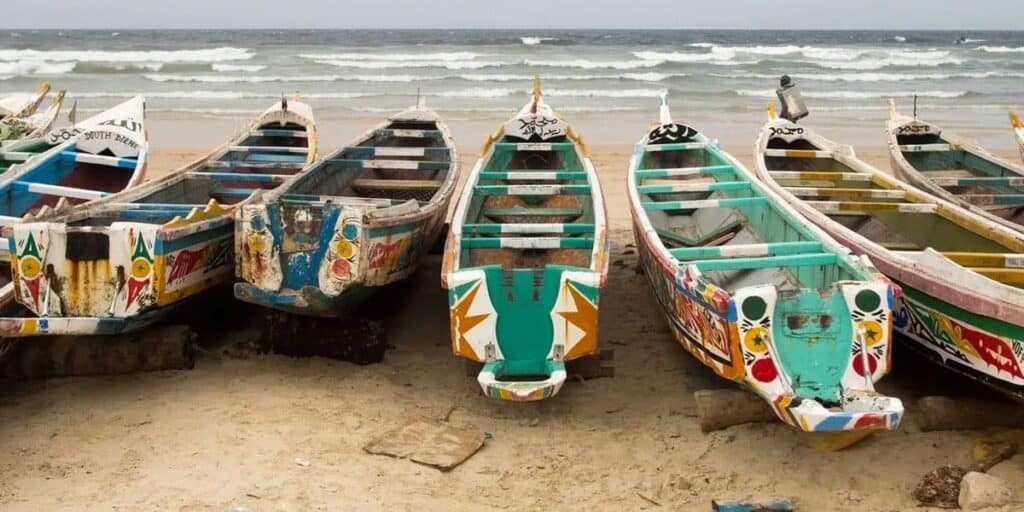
776 75 809 123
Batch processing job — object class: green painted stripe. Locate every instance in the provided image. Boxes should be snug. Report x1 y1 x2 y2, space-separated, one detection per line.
930 176 1024 187
474 184 591 196
644 142 707 152
638 181 750 194
479 171 587 181
482 207 584 218
961 194 1024 206
670 241 823 260
642 196 767 211
634 165 734 179
900 285 1024 340
462 223 595 234
461 237 594 249
689 252 838 272
494 142 576 151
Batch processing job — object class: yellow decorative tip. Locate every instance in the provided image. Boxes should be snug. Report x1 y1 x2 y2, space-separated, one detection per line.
767 102 777 120
1011 111 1023 129
533 76 542 99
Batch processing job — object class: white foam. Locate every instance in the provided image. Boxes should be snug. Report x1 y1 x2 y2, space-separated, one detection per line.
893 36 907 42
735 89 968 99
212 63 266 72
0 47 254 63
299 52 483 61
0 60 76 75
524 58 662 70
976 46 1024 53
545 88 664 98
315 59 502 70
435 88 519 98
69 91 381 100
144 74 344 83
521 37 558 46
714 71 1024 82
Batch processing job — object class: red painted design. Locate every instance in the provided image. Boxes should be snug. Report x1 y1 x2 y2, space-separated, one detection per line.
331 258 351 279
853 353 878 377
24 278 41 309
751 358 778 382
167 248 206 285
126 278 149 307
955 319 1024 379
368 240 401 269
854 414 887 429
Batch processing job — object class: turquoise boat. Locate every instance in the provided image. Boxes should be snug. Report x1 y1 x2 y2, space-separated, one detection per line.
442 79 610 402
886 100 1024 232
233 100 458 317
631 95 903 432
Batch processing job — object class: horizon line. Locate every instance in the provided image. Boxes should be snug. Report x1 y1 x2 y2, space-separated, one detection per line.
2 27 1021 32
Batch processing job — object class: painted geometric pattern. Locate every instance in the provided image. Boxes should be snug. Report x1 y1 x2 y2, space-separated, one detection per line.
318 208 362 296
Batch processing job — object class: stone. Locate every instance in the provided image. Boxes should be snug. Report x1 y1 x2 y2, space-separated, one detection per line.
958 471 1015 510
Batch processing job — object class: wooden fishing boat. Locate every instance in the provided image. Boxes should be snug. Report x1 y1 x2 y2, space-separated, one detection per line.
630 95 902 432
442 79 609 402
886 100 1024 231
0 98 316 337
1012 111 1023 164
756 105 1024 401
0 84 66 149
233 98 457 316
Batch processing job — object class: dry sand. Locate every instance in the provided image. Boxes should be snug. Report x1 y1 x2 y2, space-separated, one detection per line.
1 142 1023 512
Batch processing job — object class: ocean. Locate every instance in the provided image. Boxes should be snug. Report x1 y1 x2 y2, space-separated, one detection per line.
1 29 1022 150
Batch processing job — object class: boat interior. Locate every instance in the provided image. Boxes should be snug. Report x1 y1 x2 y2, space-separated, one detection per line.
635 132 859 294
457 135 596 271
765 136 1024 289
58 120 314 229
279 119 452 212
895 130 1024 223
0 139 51 175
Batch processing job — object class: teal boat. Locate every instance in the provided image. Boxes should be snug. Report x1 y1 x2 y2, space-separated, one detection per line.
442 79 610 402
631 94 903 432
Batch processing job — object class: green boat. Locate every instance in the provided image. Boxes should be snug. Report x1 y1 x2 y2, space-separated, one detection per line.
442 79 609 402
631 94 903 432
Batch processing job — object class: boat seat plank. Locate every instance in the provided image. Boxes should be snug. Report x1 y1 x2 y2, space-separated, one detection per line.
331 158 449 170
250 129 308 138
462 223 595 235
967 267 1024 285
768 171 873 182
210 188 258 199
242 153 309 163
281 194 396 207
786 187 905 199
344 146 450 159
375 128 443 139
482 207 584 219
806 201 938 214
12 180 108 200
959 194 1024 206
638 181 750 194
930 176 1024 187
206 160 307 170
900 143 958 152
462 237 594 249
642 196 767 211
228 145 310 154
2 152 33 162
942 252 1024 268
474 184 590 196
763 149 834 159
109 202 206 210
493 142 576 152
643 142 708 152
635 165 734 179
688 252 838 272
670 241 824 260
923 169 973 178
203 172 290 183
479 171 587 181
60 151 137 169
351 178 442 190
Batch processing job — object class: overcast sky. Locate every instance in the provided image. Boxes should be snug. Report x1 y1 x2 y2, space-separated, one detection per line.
2 1 1019 30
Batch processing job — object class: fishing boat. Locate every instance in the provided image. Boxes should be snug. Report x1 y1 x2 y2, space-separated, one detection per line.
1012 111 1023 164
233 98 457 316
442 78 609 402
886 100 1024 231
756 96 1024 401
0 98 316 337
630 94 902 432
0 83 63 146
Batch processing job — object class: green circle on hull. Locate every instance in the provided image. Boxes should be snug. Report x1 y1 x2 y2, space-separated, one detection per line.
742 296 767 320
855 289 881 312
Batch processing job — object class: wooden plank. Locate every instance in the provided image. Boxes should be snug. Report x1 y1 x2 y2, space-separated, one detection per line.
14 181 108 200
900 143 958 152
474 184 591 196
763 149 834 159
643 142 707 152
250 129 307 138
203 172 289 183
206 160 306 170
462 223 594 235
768 171 872 182
635 165 734 179
1 151 34 162
806 201 937 214
689 252 838 272
670 241 823 260
60 151 136 169
482 207 583 218
642 197 768 211
494 142 575 152
461 237 594 249
929 176 1024 187
334 158 449 171
375 128 443 139
351 178 442 190
968 267 1024 285
228 145 309 154
942 252 1024 268
959 194 1024 206
479 171 587 181
638 181 750 194
786 187 905 200
924 169 973 178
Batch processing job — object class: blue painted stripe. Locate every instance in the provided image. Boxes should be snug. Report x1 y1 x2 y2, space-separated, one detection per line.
689 252 838 272
211 188 258 198
240 153 308 163
203 172 289 183
60 151 137 169
157 222 234 254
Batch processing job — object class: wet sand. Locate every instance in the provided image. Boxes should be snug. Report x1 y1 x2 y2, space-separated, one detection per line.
1 139 1022 511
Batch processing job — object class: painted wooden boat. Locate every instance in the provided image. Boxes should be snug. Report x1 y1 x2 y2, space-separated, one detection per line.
233 99 457 317
442 79 609 402
1012 111 1023 164
0 84 66 149
756 109 1024 401
886 100 1024 231
630 95 902 432
0 99 316 337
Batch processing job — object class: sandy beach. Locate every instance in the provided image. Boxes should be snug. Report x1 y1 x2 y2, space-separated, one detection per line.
1 134 1023 512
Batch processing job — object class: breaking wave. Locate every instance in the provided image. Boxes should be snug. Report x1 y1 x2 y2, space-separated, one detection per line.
734 89 969 99
0 47 254 63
